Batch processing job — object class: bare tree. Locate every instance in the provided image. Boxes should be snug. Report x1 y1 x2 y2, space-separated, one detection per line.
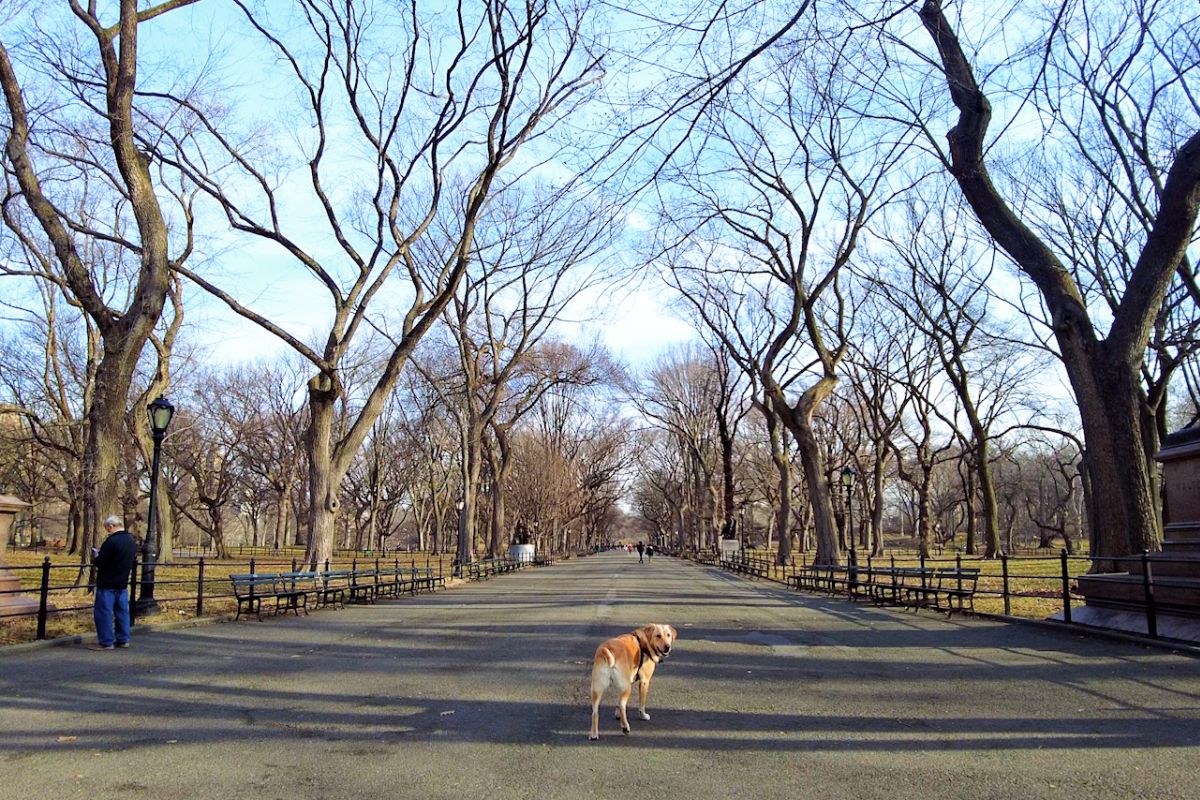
629 345 726 551
873 193 1039 557
232 360 309 551
917 0 1200 564
165 366 277 558
630 429 688 550
660 25 920 565
0 283 93 551
510 381 631 553
841 294 916 557
437 185 618 560
1 0 201 550
160 1 605 567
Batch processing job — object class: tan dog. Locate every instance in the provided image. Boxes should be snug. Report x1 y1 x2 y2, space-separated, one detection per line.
589 623 677 740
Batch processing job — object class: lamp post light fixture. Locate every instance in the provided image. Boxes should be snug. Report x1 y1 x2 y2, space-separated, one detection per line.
840 466 857 543
455 498 467 577
135 396 175 617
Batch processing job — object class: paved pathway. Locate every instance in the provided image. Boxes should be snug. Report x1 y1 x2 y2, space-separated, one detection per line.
2 552 1198 800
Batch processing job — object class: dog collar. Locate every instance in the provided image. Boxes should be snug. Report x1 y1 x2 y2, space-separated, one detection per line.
637 641 659 671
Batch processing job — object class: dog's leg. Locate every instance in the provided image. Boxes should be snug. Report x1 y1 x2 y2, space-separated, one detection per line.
589 687 603 740
637 676 652 721
589 664 610 740
617 685 632 734
636 661 656 720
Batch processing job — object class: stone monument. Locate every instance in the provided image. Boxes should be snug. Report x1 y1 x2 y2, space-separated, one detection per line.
0 494 39 616
1071 425 1200 641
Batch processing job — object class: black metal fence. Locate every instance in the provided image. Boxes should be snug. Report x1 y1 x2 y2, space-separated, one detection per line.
700 548 1192 642
1 553 462 643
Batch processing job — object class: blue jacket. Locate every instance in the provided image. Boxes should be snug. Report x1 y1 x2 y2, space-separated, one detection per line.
94 530 138 591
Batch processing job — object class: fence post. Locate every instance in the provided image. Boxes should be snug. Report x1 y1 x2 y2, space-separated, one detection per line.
292 558 298 573
196 557 206 617
1141 550 1158 638
1001 552 1011 616
35 558 51 640
129 556 139 622
1059 549 1072 625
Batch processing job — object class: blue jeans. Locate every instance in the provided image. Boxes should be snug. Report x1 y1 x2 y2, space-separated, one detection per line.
93 587 130 647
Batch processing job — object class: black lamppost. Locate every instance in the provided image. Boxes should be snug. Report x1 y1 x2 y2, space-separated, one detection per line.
841 466 857 586
135 396 174 616
455 498 467 577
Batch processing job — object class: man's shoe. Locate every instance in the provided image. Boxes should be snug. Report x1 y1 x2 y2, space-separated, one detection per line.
115 642 130 648
87 644 114 651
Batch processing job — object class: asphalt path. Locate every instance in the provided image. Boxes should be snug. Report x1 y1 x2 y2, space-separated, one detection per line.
1 552 1198 800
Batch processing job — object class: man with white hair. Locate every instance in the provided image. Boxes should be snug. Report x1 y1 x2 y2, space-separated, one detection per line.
90 515 137 650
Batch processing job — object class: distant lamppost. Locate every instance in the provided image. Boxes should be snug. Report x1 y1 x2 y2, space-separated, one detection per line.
841 466 858 586
135 396 175 617
455 498 467 577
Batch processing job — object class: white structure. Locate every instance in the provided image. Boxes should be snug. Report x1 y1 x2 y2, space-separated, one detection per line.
509 543 536 563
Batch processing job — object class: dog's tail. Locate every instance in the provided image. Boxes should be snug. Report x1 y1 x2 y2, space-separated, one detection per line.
594 644 617 670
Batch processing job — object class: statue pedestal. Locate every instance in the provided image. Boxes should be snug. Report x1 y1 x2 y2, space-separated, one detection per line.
0 495 41 617
1070 427 1200 641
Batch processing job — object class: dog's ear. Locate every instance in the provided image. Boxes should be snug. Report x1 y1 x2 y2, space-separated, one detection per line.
668 625 678 640
634 625 653 647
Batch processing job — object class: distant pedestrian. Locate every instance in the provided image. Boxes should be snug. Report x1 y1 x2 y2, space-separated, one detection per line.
646 544 655 561
90 515 137 650
636 541 645 563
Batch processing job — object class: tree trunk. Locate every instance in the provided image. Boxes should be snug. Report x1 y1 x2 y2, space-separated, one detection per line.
717 409 737 540
871 465 885 557
273 488 289 550
772 376 841 566
304 380 339 569
1073 361 1160 567
793 422 840 565
976 440 1001 557
917 468 933 559
460 418 485 564
773 471 792 565
84 363 138 551
487 432 514 558
964 467 977 555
